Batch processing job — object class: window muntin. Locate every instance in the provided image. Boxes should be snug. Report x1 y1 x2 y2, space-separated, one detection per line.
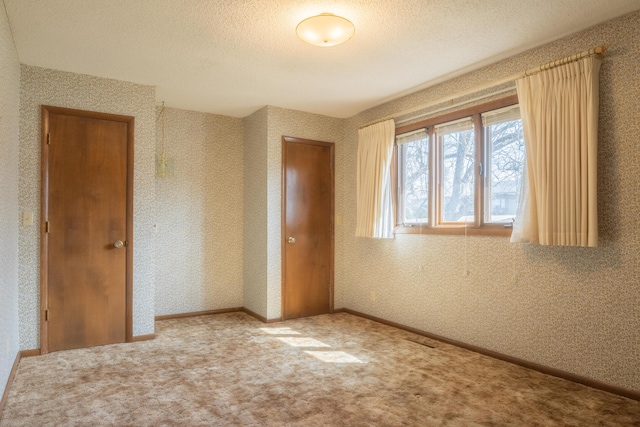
394 96 523 235
397 129 429 224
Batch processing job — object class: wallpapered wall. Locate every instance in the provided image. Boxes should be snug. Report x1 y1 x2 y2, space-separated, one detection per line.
18 66 157 349
339 12 640 392
0 2 21 399
154 107 244 315
243 107 269 317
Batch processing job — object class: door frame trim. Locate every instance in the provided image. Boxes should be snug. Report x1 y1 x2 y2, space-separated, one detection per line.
281 136 335 320
40 105 135 354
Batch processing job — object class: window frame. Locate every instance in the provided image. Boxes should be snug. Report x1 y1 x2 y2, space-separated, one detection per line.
393 95 519 237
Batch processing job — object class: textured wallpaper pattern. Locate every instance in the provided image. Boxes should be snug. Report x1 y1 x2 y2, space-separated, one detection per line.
0 2 21 398
154 107 243 315
18 66 156 349
242 107 269 317
339 12 640 392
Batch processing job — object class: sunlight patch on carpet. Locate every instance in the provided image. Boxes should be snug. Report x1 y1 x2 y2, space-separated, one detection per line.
259 327 301 335
277 337 331 347
304 351 365 364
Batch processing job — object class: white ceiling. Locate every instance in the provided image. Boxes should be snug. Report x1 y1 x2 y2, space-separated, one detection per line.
4 0 640 118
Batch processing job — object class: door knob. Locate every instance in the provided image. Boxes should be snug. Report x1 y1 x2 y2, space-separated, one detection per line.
287 236 296 244
113 240 124 249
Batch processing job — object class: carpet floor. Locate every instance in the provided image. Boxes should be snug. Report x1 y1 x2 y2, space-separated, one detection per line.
1 312 639 426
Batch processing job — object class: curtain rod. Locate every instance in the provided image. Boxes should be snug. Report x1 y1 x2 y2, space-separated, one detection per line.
359 45 607 130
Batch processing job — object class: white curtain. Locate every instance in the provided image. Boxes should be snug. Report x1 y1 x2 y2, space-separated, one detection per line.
512 56 600 247
356 119 395 238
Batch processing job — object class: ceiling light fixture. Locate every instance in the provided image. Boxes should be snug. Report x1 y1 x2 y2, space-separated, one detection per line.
296 13 355 47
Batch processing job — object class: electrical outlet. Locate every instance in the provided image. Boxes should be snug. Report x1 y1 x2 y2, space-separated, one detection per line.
369 291 376 302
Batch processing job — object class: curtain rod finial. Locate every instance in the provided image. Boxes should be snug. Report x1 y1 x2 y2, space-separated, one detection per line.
594 45 608 54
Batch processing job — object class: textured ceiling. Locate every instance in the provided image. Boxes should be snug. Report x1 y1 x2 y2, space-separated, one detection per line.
4 0 640 118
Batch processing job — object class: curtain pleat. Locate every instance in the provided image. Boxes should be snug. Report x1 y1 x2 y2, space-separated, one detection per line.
356 119 395 238
512 57 600 247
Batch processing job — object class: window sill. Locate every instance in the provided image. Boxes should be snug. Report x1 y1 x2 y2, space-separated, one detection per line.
394 224 512 237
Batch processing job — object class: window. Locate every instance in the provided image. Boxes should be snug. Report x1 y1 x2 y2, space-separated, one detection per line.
397 129 429 224
394 96 524 236
482 106 525 224
435 117 475 223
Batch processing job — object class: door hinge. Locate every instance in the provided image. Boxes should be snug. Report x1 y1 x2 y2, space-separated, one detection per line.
45 221 50 233
45 309 49 321
478 162 484 177
47 133 50 145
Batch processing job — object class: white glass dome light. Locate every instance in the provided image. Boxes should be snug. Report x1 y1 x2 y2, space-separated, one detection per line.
296 13 355 47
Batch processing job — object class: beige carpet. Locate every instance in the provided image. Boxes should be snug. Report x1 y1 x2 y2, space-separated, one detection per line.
1 312 639 426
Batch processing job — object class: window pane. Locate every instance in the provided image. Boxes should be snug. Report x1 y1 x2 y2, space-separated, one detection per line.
485 119 525 223
399 135 429 223
441 129 475 222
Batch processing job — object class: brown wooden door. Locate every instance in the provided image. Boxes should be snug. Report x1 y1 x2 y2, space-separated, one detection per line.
282 136 334 320
41 106 133 353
